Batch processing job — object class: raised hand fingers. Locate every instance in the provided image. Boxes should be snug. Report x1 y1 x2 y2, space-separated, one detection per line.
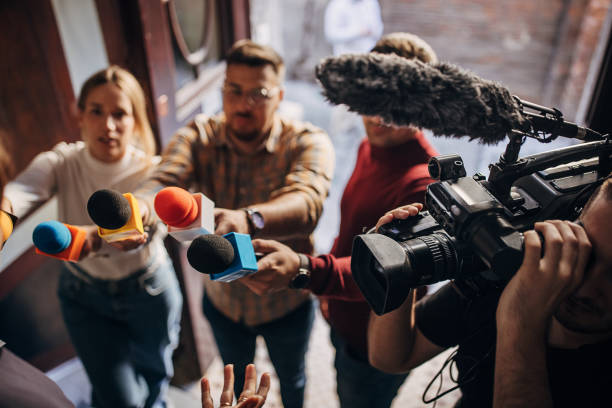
236 365 270 407
200 377 214 408
219 364 235 407
256 371 271 401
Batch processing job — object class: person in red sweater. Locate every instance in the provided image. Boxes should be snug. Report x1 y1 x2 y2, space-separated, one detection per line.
242 32 439 408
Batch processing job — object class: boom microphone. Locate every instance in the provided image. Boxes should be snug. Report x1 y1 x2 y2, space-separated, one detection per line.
315 53 602 144
87 189 144 242
187 233 257 282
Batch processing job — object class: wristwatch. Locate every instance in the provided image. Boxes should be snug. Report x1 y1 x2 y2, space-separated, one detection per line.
243 208 264 236
289 253 312 289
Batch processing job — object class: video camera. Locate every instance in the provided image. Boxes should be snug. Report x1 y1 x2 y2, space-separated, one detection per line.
352 98 611 315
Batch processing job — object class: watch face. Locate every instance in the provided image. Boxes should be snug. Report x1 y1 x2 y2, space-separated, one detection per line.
251 210 265 229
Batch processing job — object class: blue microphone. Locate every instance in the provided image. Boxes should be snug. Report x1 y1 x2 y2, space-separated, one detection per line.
32 221 86 262
187 232 258 282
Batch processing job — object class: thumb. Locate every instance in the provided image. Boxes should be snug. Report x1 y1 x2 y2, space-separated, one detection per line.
252 239 281 253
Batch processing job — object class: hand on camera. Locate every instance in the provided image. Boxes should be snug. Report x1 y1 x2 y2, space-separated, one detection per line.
240 239 300 295
496 220 592 332
215 208 251 235
201 363 270 408
375 203 423 232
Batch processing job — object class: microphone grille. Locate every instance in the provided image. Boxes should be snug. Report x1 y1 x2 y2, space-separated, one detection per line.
154 186 198 228
87 189 131 230
33 221 72 254
187 234 235 274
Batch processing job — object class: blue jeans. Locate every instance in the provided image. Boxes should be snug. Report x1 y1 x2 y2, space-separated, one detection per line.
203 295 314 408
58 260 182 408
330 329 409 408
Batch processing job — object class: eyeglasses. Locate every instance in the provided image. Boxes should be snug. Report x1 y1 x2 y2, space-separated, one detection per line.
222 85 280 106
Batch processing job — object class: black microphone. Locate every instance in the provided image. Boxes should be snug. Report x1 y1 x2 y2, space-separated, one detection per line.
187 233 258 282
315 53 602 144
87 189 144 242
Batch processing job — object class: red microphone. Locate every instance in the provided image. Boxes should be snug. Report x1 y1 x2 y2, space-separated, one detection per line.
154 187 215 242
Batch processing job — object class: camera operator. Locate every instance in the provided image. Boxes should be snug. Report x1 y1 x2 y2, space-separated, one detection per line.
368 176 612 408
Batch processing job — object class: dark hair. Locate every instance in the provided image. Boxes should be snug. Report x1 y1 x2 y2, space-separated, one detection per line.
226 39 285 80
371 32 438 63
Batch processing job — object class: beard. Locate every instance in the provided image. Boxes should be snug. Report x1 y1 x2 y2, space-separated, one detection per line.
227 113 261 142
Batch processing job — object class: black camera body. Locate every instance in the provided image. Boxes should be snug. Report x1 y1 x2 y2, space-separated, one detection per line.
352 119 611 315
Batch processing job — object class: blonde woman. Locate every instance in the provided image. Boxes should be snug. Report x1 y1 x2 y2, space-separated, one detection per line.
3 66 182 408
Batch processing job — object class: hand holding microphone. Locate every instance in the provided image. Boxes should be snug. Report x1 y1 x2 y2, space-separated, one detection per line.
186 233 258 282
154 186 215 242
87 189 147 250
32 221 101 261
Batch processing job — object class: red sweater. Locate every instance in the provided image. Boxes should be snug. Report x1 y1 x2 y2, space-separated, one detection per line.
307 132 437 357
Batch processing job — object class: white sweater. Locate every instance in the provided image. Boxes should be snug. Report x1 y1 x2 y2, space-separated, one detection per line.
5 142 167 280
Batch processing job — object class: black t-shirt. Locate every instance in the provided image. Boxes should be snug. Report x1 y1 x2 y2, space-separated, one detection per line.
415 282 612 408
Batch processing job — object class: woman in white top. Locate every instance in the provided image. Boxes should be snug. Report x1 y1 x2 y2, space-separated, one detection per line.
3 66 182 408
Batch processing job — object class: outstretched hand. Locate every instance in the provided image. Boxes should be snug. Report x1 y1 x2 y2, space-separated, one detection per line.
201 364 270 408
240 239 300 295
75 225 103 259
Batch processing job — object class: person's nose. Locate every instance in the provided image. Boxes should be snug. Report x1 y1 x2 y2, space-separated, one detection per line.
104 115 118 132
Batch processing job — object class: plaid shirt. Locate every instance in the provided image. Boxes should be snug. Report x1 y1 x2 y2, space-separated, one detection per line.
137 113 334 325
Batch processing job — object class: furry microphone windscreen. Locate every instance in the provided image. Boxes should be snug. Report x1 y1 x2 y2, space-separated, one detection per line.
315 53 530 145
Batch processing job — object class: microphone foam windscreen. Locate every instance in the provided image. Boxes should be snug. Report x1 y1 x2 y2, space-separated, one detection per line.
33 221 72 254
187 234 235 275
1 211 14 244
154 187 198 228
87 189 131 230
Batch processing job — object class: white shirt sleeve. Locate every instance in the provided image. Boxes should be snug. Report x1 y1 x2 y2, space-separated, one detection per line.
4 147 63 218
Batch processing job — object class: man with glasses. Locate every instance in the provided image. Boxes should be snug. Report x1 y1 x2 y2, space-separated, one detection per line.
136 39 334 408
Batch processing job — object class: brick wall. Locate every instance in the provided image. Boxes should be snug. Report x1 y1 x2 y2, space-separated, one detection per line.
252 0 611 121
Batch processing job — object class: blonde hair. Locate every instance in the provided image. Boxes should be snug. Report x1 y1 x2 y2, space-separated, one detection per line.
77 66 156 156
371 32 438 64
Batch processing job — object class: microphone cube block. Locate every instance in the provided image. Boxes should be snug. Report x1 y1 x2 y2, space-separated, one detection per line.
97 193 144 242
168 193 215 242
210 232 258 282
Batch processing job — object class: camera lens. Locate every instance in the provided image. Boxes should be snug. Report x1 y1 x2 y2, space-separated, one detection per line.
399 232 461 286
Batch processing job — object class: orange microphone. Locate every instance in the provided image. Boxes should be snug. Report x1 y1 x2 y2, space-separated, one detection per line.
87 189 144 242
1 210 17 249
154 186 214 242
32 221 86 262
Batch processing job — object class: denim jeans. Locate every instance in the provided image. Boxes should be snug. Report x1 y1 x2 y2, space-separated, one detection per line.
330 328 410 408
203 294 314 408
58 260 182 408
